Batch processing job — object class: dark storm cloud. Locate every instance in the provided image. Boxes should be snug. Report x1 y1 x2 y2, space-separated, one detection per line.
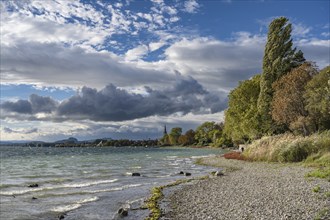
1 94 58 114
1 100 32 114
1 77 227 122
57 77 226 121
30 94 58 113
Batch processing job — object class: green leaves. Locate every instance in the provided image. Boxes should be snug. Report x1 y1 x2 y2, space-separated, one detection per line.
224 75 261 143
258 17 305 135
304 66 330 131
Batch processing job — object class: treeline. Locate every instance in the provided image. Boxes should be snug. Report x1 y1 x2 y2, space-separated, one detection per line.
162 17 329 148
103 139 158 147
159 122 232 147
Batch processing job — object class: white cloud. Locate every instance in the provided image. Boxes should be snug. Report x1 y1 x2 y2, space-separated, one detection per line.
293 23 311 37
159 35 266 91
125 45 149 61
169 16 180 23
151 0 164 4
321 32 330 37
0 42 174 89
149 41 166 51
296 39 330 68
183 0 200 13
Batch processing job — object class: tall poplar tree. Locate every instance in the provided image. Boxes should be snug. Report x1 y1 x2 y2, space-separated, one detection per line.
257 17 305 134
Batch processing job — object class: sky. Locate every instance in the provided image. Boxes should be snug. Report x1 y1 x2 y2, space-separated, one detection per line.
0 0 329 142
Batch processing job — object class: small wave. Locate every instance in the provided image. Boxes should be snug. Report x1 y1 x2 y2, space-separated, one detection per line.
51 204 82 213
168 162 180 166
88 183 142 193
29 184 142 198
0 179 118 196
129 166 142 169
39 183 143 197
165 156 178 160
154 174 172 178
0 187 42 196
51 196 98 212
62 179 118 188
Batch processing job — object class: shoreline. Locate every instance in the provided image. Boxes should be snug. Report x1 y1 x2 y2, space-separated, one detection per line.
155 156 330 220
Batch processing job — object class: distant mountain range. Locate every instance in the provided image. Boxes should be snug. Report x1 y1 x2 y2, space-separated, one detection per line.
0 137 113 146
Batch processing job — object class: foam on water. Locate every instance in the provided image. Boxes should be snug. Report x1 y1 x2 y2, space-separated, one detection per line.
51 196 99 212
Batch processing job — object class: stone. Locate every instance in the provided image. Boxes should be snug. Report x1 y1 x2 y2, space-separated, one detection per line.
132 173 141 176
58 214 66 220
28 183 38 188
118 208 128 217
215 171 224 176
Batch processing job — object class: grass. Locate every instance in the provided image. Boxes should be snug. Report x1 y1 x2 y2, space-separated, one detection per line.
242 130 330 179
325 191 330 198
312 185 321 193
314 208 329 220
306 168 330 180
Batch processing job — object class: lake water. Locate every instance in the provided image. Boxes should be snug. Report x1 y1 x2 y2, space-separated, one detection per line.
0 146 224 220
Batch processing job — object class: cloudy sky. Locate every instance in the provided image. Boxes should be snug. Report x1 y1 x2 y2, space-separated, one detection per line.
1 0 329 141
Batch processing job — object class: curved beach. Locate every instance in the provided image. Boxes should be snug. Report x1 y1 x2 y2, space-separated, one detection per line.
161 156 330 220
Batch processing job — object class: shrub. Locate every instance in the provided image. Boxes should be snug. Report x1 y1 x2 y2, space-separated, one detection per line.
278 141 313 162
223 151 245 160
243 131 330 163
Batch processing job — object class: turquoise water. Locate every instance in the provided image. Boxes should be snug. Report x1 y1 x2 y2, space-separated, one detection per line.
0 146 223 219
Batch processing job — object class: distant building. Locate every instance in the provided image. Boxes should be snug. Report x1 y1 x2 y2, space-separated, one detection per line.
163 125 167 135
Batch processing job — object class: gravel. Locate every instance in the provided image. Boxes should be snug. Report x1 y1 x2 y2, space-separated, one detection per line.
161 156 330 220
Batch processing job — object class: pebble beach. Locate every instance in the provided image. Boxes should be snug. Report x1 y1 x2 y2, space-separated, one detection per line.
160 156 330 220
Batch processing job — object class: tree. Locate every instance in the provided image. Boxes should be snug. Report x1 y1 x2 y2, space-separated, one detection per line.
271 62 317 135
178 129 196 146
194 122 222 146
304 66 330 131
178 135 188 146
257 17 305 134
159 134 170 146
168 127 182 145
224 74 261 143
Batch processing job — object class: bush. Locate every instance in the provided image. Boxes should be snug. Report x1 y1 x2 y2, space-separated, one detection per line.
278 142 311 162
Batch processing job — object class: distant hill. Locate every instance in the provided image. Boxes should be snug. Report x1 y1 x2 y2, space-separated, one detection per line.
0 137 113 146
54 137 78 144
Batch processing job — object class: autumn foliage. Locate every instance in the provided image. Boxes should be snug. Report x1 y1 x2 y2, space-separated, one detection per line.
271 62 317 134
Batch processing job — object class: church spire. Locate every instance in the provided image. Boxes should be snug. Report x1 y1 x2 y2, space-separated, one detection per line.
163 125 167 135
